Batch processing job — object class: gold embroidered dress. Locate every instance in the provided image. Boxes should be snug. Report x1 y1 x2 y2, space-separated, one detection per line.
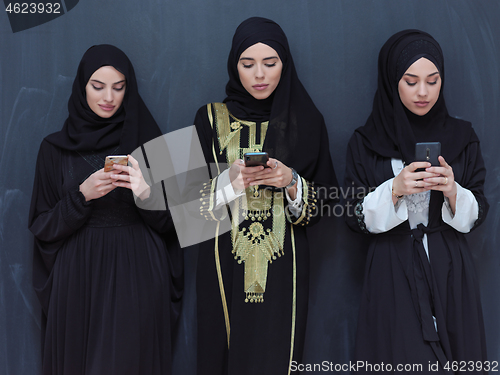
199 103 317 304
195 103 327 375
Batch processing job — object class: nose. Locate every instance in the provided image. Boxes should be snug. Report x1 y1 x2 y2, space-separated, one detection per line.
255 64 264 80
417 82 428 98
103 88 114 103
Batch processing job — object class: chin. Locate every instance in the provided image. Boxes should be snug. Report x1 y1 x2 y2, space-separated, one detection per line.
413 108 432 116
98 112 116 118
251 91 271 100
94 108 118 118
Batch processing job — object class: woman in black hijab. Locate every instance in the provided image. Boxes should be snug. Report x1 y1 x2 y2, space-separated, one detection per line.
193 17 338 375
345 30 488 373
28 44 181 374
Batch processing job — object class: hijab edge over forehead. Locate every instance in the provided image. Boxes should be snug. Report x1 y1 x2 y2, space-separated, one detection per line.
355 29 475 164
45 44 161 153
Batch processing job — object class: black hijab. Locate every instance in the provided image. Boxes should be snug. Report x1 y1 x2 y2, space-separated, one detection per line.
223 17 330 181
45 44 162 153
356 29 476 164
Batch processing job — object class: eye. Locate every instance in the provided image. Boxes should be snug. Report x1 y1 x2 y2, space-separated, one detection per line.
406 81 416 86
91 84 103 91
114 86 125 91
428 81 438 85
265 62 277 67
242 64 253 68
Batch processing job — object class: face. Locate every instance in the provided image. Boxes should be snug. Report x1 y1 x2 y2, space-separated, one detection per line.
85 65 126 118
398 57 441 116
237 42 283 100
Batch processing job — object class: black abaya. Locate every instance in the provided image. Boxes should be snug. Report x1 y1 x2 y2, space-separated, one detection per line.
194 18 338 375
29 141 178 375
346 131 488 372
344 30 489 374
28 45 181 375
194 104 336 375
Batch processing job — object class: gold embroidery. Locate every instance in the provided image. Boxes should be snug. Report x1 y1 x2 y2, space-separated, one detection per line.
212 103 285 303
214 222 231 348
207 104 220 175
287 224 297 375
285 178 317 226
207 104 230 347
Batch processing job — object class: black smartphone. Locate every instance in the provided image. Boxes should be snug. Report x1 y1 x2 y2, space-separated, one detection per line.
415 142 441 171
244 152 270 168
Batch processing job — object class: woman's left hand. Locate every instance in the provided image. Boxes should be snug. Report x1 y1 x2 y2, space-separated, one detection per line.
111 154 151 200
423 156 458 214
247 158 295 189
422 156 457 199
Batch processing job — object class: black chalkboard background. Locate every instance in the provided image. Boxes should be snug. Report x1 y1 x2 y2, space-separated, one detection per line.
1 1 498 373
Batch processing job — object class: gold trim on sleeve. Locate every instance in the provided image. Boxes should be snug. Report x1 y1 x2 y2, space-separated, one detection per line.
286 178 318 226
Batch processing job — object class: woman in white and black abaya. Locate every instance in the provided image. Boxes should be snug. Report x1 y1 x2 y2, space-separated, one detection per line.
345 30 489 374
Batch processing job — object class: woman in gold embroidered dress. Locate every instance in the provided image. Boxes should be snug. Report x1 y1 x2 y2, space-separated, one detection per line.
193 17 338 375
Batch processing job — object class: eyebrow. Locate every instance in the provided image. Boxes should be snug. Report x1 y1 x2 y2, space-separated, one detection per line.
90 79 126 85
239 56 279 61
404 72 440 78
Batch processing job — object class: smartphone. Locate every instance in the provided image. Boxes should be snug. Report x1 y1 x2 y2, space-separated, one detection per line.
415 142 441 171
104 155 129 172
415 142 441 167
244 152 270 168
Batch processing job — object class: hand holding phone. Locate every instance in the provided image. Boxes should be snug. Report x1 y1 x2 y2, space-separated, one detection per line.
104 155 129 172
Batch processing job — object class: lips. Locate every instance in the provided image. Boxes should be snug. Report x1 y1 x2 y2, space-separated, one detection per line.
253 84 269 91
99 104 115 111
414 101 429 107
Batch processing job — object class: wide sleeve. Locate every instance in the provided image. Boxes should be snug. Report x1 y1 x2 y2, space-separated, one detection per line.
129 144 178 235
28 141 93 243
441 182 478 233
193 105 235 222
344 132 381 234
28 140 93 314
136 180 177 234
455 139 489 231
361 178 408 233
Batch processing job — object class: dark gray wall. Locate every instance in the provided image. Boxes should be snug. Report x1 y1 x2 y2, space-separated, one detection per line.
1 1 498 373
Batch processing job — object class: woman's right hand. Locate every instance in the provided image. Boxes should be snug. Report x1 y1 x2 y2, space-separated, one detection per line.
228 159 265 192
392 162 438 201
79 168 120 201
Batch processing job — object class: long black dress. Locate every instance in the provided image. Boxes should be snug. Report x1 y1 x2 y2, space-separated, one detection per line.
194 103 336 375
29 141 179 374
28 44 182 375
194 18 338 375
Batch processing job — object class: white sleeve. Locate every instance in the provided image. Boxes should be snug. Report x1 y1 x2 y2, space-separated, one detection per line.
285 176 303 217
362 178 408 234
441 182 479 233
214 169 246 210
